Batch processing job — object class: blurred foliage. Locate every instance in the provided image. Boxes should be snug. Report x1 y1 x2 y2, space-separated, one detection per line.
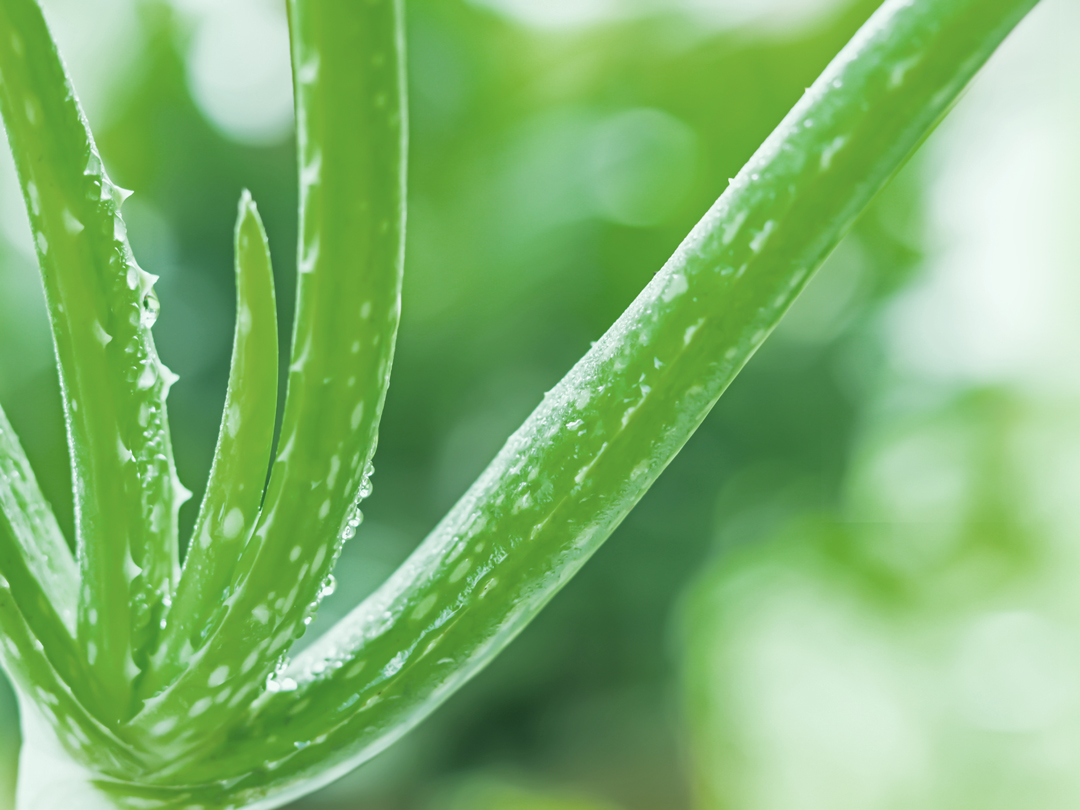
426 776 623 810
683 390 1080 810
1 0 1074 808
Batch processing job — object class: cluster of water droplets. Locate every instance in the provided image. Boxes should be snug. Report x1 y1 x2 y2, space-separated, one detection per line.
264 655 297 694
340 461 375 541
262 459 378 696
280 460 376 677
141 289 161 329
302 575 337 629
317 574 337 601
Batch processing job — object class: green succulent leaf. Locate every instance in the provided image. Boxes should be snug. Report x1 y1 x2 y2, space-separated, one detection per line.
0 0 1045 806
128 0 1038 798
0 403 77 636
138 191 280 705
0 409 141 776
0 0 186 725
0 564 146 776
0 404 100 736
124 0 407 764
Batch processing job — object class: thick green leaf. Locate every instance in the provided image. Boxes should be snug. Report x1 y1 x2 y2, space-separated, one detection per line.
0 0 1045 805
0 537 143 776
149 0 1039 795
0 404 90 703
0 0 186 724
126 0 407 760
139 191 279 702
0 403 77 630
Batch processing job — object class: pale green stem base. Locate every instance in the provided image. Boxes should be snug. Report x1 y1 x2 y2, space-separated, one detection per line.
14 694 312 810
16 698 119 810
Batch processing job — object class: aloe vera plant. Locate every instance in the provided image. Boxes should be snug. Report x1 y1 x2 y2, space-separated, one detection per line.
0 0 1040 807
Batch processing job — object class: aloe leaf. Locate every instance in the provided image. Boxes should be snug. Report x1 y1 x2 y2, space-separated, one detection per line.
126 0 407 757
0 403 77 630
138 0 1037 795
0 403 92 699
138 191 279 702
0 0 186 723
0 530 144 777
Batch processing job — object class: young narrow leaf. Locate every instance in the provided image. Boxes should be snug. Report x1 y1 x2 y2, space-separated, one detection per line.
127 0 407 759
0 0 186 723
144 0 1038 795
139 191 279 701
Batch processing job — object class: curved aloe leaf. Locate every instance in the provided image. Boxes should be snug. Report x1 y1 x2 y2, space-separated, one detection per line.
0 536 144 777
139 191 279 702
126 0 407 761
0 403 77 632
0 401 89 694
126 0 1038 799
0 0 1044 806
0 0 186 724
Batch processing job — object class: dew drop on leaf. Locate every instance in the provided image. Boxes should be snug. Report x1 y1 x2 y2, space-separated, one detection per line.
141 289 160 329
319 575 337 599
341 508 362 540
357 478 373 499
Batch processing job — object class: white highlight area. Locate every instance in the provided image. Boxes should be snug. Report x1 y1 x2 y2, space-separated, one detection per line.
183 0 294 146
886 0 1080 395
465 0 846 34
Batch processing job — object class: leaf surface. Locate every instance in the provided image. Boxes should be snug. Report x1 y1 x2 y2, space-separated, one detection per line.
0 0 186 724
139 191 279 702
127 0 407 760
158 0 1041 794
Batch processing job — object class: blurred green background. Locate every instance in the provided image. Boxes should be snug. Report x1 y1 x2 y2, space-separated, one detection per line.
1 0 1078 807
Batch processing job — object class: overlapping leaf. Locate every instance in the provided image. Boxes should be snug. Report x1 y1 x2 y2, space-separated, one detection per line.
0 0 1042 807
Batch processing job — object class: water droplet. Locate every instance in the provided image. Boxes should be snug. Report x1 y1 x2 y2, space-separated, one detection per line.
141 289 160 329
319 575 336 599
265 675 297 693
340 503 363 540
357 478 373 499
264 656 299 693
